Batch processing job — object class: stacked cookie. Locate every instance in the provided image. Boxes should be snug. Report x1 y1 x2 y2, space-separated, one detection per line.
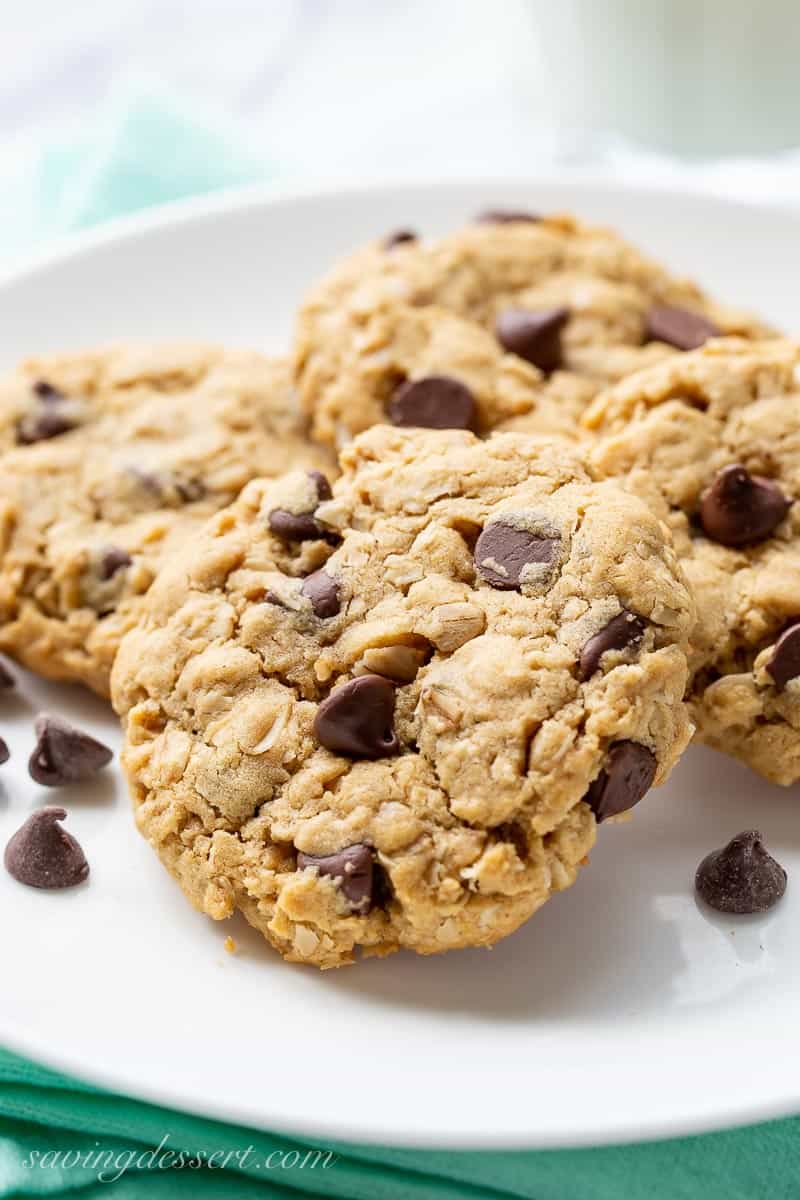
2 210 794 967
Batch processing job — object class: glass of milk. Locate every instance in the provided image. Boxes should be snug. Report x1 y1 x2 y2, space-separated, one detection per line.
531 0 800 157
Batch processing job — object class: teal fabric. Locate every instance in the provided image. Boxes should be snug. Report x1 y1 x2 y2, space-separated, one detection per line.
2 89 798 1198
1 1047 798 1199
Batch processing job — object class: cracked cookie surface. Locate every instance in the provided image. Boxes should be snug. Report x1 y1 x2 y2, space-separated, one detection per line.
112 426 694 968
0 345 333 696
586 338 800 785
295 214 768 447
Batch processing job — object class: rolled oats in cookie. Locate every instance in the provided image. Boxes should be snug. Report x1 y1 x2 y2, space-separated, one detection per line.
112 426 694 969
585 337 800 785
0 345 334 696
294 214 769 447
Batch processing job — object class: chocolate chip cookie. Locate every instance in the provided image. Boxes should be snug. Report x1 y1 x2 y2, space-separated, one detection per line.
0 345 333 696
295 213 768 447
112 426 694 968
586 338 800 785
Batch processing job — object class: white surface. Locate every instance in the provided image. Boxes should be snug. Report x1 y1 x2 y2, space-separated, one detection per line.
0 178 800 1150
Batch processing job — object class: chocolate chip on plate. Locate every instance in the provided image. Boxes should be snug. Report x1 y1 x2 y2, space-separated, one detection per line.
389 375 476 430
579 610 646 681
476 209 541 224
268 471 334 542
4 807 89 889
0 658 14 689
699 464 790 546
474 520 560 590
314 674 399 759
297 843 374 911
98 546 133 581
644 305 720 351
0 736 9 764
766 621 800 689
383 229 418 249
495 307 569 373
695 830 786 914
301 570 340 618
29 714 114 786
584 741 657 822
17 408 76 445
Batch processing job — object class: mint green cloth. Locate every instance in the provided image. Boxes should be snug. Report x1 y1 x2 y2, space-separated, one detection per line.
2 88 798 1197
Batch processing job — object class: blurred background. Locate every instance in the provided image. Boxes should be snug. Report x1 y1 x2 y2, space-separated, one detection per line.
2 0 800 264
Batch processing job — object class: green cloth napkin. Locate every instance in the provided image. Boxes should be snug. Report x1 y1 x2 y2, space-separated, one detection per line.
1 1047 798 1199
2 86 799 1198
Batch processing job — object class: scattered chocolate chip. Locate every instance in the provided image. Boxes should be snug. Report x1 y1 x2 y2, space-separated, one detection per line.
98 546 132 581
584 741 657 822
389 375 476 430
696 830 786 914
4 807 89 889
476 209 541 224
0 737 9 764
308 470 333 501
495 307 569 373
301 570 340 618
0 659 14 688
579 610 646 681
766 621 800 689
297 843 374 911
383 229 418 249
29 714 114 786
645 305 720 351
699 464 791 547
474 520 559 590
32 380 65 401
314 674 399 759
16 409 76 445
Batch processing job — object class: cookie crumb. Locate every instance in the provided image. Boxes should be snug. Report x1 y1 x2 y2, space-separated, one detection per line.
224 935 237 954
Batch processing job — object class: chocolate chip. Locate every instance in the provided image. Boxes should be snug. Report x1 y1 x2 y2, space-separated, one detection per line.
174 477 206 503
579 610 646 681
269 473 333 542
476 209 541 224
4 807 89 889
0 659 15 689
314 675 399 759
0 737 9 764
645 305 720 351
301 570 340 618
29 714 114 786
308 470 333 501
98 546 132 581
584 741 657 822
474 520 559 590
17 409 76 445
699 464 791 547
297 843 374 911
32 380 65 401
696 830 786 914
268 510 327 541
766 621 800 689
495 307 569 373
383 229 418 249
389 375 476 430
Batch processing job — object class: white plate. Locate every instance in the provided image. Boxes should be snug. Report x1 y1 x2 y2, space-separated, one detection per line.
1 176 800 1151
